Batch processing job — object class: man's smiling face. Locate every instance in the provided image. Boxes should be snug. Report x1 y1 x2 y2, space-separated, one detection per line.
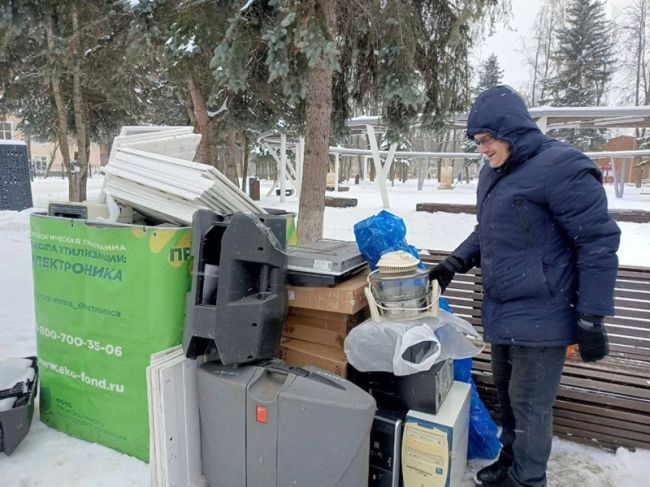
474 133 511 168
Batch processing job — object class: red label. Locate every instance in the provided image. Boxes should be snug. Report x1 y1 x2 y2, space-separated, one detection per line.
256 405 268 423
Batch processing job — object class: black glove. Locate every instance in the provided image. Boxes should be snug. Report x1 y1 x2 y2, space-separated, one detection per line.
575 314 609 363
428 257 462 293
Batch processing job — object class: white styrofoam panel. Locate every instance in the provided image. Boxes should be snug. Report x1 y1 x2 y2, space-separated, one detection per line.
112 149 210 178
159 358 202 487
103 127 265 223
103 165 206 200
104 184 200 222
109 128 196 165
122 134 201 161
119 126 193 137
147 364 162 486
108 158 254 214
106 194 197 225
119 147 209 171
148 347 204 487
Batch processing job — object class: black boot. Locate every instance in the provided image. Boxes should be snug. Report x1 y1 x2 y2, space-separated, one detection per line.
482 475 517 487
474 453 513 485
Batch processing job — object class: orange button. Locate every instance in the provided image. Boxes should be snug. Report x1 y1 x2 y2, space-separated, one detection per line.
256 405 268 423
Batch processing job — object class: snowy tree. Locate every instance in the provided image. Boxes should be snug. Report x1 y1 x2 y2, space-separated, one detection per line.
0 1 151 200
131 0 307 187
214 0 510 243
475 54 504 95
131 1 236 183
618 0 650 107
546 0 615 148
520 0 566 106
616 0 650 183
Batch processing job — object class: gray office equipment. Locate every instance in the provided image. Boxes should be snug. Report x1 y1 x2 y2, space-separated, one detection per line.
197 360 376 487
287 239 365 275
183 210 288 364
348 359 454 415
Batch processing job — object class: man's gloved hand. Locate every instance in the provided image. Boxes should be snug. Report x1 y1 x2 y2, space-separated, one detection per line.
575 314 609 363
428 256 462 293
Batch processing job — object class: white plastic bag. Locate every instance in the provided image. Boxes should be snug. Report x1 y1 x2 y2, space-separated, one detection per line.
344 310 483 376
393 324 441 375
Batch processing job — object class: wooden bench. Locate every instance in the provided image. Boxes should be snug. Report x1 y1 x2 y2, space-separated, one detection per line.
421 250 650 450
324 196 358 207
416 202 650 223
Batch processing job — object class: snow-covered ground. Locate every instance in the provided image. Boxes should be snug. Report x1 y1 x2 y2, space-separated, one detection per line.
1 175 649 486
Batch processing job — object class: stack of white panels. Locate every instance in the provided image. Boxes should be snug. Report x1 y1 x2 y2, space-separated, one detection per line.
147 346 204 487
102 126 264 224
109 126 200 163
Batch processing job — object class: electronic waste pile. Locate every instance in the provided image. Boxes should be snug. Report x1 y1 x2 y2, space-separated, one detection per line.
24 126 479 487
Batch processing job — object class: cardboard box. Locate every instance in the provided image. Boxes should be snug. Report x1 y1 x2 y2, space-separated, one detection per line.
278 338 348 378
287 307 367 328
282 324 346 349
283 307 369 348
287 271 369 314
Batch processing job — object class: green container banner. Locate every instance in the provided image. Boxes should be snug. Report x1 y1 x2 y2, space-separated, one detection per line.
30 214 192 461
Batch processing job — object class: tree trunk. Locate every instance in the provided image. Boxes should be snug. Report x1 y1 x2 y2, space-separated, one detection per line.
44 142 60 179
99 142 110 166
297 0 336 244
45 17 72 181
223 128 240 185
531 23 543 105
540 11 555 102
70 7 88 202
241 131 250 192
186 72 219 168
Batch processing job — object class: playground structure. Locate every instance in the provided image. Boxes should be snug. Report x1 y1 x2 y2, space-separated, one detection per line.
259 106 650 208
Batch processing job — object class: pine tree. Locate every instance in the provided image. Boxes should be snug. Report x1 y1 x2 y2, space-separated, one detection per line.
213 0 510 243
547 0 615 148
0 1 162 199
475 53 504 95
131 0 304 186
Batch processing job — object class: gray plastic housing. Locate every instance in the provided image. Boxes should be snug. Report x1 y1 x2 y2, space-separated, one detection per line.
197 360 376 487
183 210 288 363
286 239 365 275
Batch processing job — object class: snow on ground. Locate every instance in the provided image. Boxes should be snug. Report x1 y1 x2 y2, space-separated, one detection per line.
1 175 649 486
265 177 650 267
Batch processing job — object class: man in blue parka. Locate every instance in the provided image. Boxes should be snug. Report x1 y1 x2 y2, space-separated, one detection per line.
429 86 620 487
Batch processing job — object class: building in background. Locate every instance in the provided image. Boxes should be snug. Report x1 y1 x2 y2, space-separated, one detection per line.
1 116 102 178
593 135 649 185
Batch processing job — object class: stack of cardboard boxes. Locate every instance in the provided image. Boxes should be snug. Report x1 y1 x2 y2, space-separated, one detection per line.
279 271 370 377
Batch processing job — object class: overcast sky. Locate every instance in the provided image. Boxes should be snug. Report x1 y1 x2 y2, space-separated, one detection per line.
476 0 629 101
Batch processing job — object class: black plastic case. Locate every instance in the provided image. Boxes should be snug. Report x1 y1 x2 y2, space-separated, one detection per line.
183 210 288 364
348 359 454 415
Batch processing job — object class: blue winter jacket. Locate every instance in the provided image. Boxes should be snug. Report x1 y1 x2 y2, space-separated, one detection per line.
452 86 621 346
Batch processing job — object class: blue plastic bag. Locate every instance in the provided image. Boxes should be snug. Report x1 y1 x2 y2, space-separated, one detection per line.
454 358 501 460
353 211 423 270
439 296 452 313
444 298 500 460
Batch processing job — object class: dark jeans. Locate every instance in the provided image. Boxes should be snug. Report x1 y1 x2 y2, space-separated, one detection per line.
491 344 566 487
